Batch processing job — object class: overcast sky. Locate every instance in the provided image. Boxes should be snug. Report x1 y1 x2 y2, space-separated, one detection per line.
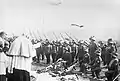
0 0 120 40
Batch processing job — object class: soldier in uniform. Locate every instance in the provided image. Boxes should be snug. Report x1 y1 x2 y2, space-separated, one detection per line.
62 46 72 68
88 36 98 62
105 39 116 65
40 42 45 61
98 41 106 65
90 50 102 79
105 52 119 81
76 40 86 67
51 41 57 63
56 41 64 61
35 42 42 63
70 40 77 63
44 40 51 64
80 49 91 73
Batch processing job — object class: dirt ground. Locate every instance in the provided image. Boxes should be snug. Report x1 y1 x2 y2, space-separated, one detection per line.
31 54 120 81
31 60 106 81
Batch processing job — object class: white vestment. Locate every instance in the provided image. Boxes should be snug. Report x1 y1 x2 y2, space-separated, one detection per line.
0 52 9 75
8 36 36 73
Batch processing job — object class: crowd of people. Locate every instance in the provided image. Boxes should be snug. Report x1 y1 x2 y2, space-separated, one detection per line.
0 30 120 81
0 31 36 81
33 35 119 81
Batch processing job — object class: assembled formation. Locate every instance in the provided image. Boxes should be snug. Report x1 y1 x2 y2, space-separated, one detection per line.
0 30 120 81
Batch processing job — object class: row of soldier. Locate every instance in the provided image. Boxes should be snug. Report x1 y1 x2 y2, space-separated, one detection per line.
33 36 117 65
33 36 119 81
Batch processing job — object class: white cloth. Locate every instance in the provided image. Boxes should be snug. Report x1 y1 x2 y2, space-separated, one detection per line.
33 42 41 49
8 36 36 73
8 56 32 73
0 52 9 75
8 36 34 57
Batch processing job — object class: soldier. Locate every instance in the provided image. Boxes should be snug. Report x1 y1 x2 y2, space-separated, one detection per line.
35 42 42 63
80 49 91 73
76 40 86 66
98 41 106 65
40 42 45 61
90 50 102 79
44 40 51 64
105 52 119 81
51 41 57 63
56 41 64 61
107 38 117 52
105 39 116 65
70 40 77 63
62 47 72 68
88 36 98 62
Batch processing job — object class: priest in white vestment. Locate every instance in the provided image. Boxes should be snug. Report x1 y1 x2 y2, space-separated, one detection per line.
8 34 36 81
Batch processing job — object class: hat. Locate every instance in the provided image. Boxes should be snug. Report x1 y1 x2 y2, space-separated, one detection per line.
0 31 7 36
108 41 114 45
89 36 96 41
108 38 112 42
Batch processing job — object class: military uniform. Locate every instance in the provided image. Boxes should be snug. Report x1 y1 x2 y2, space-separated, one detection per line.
70 43 77 63
105 53 119 81
62 48 72 68
51 43 57 63
105 41 116 65
56 44 64 61
76 44 85 63
35 42 41 63
88 42 98 62
80 51 91 73
100 44 106 65
44 43 51 64
90 51 102 79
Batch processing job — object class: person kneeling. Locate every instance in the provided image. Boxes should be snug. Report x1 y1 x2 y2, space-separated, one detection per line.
105 52 119 81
